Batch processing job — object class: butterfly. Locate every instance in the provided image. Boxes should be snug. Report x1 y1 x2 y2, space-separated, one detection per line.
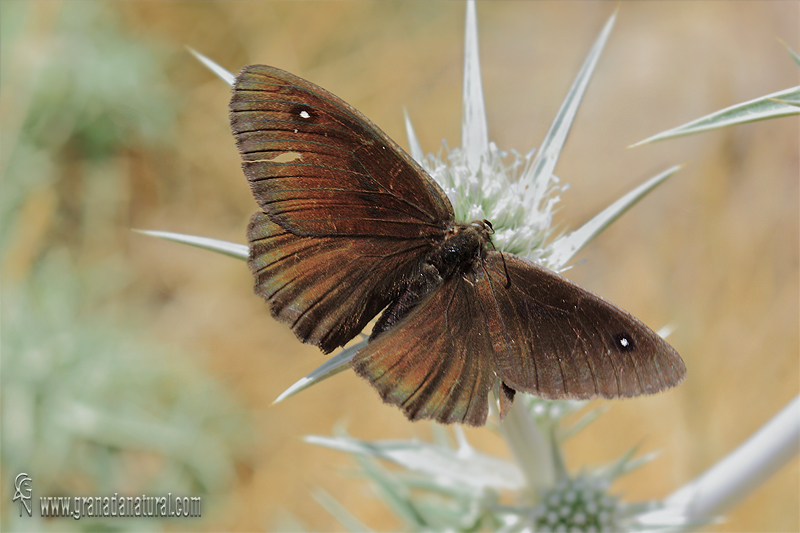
229 65 685 426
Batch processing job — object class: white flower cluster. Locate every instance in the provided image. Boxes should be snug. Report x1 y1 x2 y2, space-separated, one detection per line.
423 142 568 261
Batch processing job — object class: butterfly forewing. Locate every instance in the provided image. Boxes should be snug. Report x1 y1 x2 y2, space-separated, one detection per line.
233 66 458 353
231 65 453 239
476 252 686 399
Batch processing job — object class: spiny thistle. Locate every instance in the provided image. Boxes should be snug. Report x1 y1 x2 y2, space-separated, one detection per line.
141 1 800 531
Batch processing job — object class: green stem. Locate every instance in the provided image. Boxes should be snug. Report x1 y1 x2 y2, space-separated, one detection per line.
500 395 555 496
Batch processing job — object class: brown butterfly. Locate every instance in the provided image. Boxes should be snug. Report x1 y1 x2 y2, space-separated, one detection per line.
230 65 685 426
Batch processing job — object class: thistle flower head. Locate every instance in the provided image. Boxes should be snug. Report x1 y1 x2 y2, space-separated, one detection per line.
530 474 622 533
423 142 568 260
152 3 798 532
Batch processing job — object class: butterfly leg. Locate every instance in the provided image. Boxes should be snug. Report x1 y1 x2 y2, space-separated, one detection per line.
498 382 516 419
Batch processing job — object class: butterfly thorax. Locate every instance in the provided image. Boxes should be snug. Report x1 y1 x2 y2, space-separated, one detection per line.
427 221 493 280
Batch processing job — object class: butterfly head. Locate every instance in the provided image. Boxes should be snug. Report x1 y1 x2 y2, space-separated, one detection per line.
467 219 495 244
473 219 494 235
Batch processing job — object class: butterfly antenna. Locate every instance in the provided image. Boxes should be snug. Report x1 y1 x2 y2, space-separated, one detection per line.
499 251 511 288
484 228 512 289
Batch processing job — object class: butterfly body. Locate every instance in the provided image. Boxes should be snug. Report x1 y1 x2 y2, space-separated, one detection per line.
431 221 493 278
231 65 686 426
371 220 492 341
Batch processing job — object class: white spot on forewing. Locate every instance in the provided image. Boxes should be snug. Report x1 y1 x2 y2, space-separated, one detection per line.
249 152 303 164
271 152 302 163
299 110 310 119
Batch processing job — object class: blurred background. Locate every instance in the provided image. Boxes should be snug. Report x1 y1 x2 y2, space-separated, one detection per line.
1 1 797 531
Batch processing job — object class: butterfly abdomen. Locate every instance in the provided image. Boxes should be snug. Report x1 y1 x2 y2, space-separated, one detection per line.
370 262 443 340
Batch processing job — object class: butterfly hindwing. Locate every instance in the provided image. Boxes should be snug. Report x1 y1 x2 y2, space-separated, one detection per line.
351 271 496 426
248 213 432 352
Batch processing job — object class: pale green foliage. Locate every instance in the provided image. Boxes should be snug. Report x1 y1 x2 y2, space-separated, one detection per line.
633 45 800 145
1 3 250 531
304 401 660 532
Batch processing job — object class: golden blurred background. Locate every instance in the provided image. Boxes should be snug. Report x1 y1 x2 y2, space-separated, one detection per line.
1 1 797 531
